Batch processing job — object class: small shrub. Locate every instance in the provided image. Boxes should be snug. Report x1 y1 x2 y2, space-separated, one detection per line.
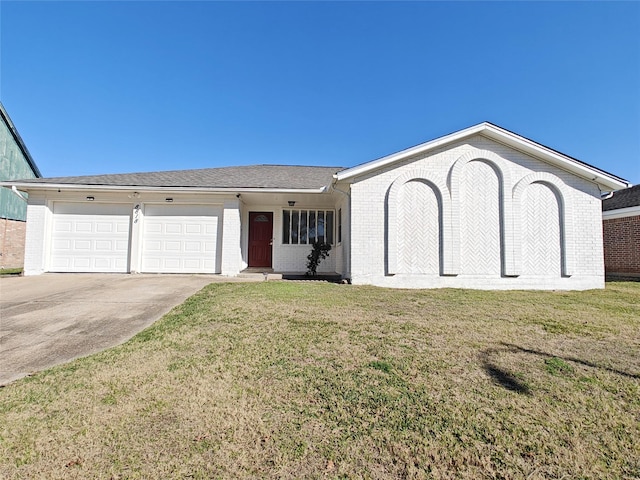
306 241 331 276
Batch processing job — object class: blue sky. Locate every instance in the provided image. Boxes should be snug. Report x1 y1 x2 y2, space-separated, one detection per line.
1 1 639 185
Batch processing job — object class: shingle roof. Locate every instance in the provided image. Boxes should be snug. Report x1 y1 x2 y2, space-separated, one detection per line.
14 165 345 190
602 184 640 211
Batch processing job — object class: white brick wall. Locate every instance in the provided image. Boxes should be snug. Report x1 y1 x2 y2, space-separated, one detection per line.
23 199 49 275
273 244 336 273
221 199 242 276
349 135 605 290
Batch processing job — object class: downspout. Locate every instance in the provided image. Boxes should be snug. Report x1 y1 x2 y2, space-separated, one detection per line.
601 191 614 200
330 177 351 282
11 185 27 201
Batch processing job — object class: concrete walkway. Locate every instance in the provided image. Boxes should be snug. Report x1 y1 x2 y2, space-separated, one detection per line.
0 273 257 386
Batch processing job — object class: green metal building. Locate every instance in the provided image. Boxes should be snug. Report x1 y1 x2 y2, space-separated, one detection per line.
1 102 41 268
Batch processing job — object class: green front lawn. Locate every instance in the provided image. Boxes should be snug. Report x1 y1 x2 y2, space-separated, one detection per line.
1 282 638 479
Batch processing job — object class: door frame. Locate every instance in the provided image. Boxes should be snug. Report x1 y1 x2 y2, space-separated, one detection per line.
248 211 274 268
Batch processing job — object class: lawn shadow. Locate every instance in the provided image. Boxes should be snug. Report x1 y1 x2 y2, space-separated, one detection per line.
501 342 639 380
605 275 640 283
480 349 531 395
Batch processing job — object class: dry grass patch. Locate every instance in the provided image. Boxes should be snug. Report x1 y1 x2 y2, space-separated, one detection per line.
1 282 639 479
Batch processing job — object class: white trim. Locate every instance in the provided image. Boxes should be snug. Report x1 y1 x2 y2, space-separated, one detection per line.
335 123 628 191
336 124 487 181
0 183 328 195
602 205 640 220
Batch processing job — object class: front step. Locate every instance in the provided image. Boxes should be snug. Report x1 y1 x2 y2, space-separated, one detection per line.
238 270 283 281
238 269 342 282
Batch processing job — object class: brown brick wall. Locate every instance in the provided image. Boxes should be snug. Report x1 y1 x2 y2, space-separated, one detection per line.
0 218 26 269
603 215 640 276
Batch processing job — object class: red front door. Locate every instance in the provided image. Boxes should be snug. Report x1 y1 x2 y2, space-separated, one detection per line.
248 212 273 268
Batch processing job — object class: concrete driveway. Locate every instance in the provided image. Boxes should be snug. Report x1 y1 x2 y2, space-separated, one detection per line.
0 274 239 386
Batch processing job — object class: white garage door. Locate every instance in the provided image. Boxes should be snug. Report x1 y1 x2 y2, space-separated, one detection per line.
51 203 132 273
141 204 220 273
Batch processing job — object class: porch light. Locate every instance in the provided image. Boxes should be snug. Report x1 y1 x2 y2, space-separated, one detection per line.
86 196 95 201
165 198 174 203
288 200 296 207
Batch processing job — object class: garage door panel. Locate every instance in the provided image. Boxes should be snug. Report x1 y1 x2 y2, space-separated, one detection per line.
185 224 202 234
164 259 180 268
73 258 91 269
144 240 162 251
141 205 220 273
165 223 182 234
115 240 129 251
52 239 71 249
165 241 181 251
144 258 161 269
184 241 202 252
184 259 200 268
50 258 70 269
73 222 91 233
95 240 114 251
145 223 162 234
96 223 115 233
51 203 131 273
95 258 113 268
74 240 92 250
54 222 72 233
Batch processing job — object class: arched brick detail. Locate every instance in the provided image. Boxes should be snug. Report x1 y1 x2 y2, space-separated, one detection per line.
387 170 452 275
448 150 514 275
512 172 574 276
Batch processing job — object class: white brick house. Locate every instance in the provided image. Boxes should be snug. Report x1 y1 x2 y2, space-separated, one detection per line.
3 122 629 289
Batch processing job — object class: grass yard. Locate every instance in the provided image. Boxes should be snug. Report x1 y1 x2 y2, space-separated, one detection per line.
0 268 22 276
1 281 639 479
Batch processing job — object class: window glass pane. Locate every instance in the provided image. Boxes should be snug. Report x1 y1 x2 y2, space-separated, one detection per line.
326 211 334 244
317 211 325 243
291 210 299 244
308 211 316 244
300 210 308 244
282 210 290 244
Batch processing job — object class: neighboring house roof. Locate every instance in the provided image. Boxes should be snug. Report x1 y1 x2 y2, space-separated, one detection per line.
335 122 629 191
0 102 42 178
602 184 640 211
8 165 344 192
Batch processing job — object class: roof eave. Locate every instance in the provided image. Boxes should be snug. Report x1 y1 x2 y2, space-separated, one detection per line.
602 205 640 219
335 123 487 182
1 182 329 195
480 125 629 191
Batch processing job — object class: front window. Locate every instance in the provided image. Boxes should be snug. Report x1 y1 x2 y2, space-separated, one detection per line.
283 209 334 245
